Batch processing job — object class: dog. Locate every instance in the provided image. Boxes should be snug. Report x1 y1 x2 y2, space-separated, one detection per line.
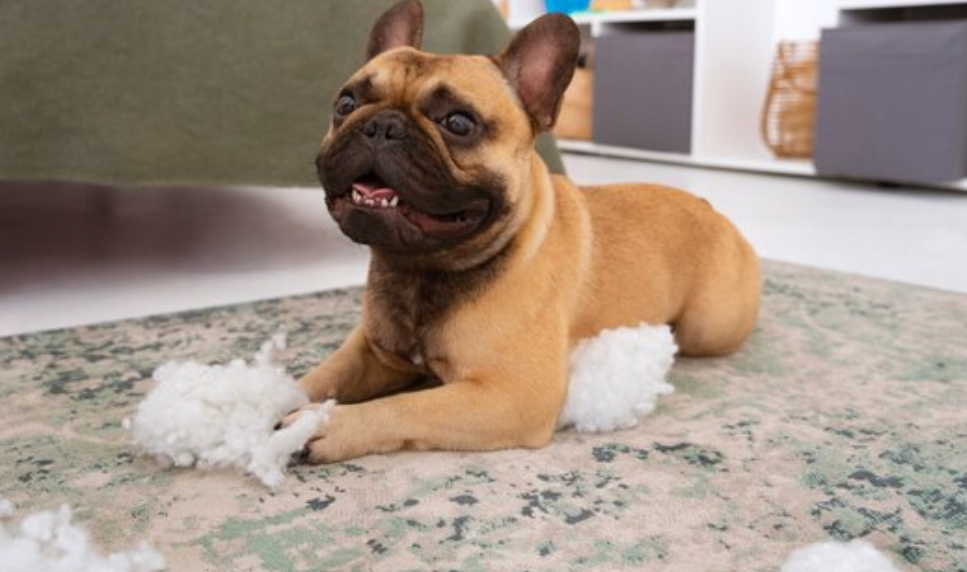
282 0 761 463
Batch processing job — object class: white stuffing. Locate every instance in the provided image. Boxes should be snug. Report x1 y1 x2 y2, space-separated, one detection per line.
0 502 166 572
0 497 15 519
126 333 334 488
782 540 904 572
559 323 677 433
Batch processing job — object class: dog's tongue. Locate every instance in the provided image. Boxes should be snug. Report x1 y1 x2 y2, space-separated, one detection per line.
352 178 397 201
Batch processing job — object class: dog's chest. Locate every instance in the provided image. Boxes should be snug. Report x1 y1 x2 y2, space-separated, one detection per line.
365 256 505 377
365 276 455 374
370 310 428 369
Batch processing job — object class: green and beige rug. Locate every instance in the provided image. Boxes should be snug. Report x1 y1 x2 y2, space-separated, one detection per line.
1 261 965 571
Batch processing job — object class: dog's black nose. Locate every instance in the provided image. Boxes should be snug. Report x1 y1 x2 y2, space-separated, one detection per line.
362 110 408 141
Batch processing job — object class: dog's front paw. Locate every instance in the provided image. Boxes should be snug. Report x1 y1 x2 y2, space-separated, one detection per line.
297 370 338 403
280 404 369 464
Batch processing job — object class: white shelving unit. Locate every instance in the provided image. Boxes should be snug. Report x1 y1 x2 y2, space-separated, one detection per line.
507 0 967 192
508 0 834 179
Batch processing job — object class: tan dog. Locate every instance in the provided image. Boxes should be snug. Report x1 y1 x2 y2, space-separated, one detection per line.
283 0 760 462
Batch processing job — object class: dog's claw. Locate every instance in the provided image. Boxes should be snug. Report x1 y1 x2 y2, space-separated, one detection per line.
296 446 311 462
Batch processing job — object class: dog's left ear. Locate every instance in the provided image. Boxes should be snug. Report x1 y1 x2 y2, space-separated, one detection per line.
367 0 425 60
498 13 581 132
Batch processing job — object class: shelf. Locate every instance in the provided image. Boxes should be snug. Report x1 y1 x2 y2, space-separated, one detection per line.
570 8 698 26
558 139 690 166
557 139 817 177
558 139 967 191
838 0 967 10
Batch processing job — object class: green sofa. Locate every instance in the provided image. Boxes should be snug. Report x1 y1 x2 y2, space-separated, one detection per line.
0 0 563 188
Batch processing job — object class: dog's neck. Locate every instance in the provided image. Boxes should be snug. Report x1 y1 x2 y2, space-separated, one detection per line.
507 151 557 268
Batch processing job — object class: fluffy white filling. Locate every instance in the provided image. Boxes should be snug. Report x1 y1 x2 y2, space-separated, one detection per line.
0 498 15 519
781 540 905 572
559 323 677 433
126 333 333 488
0 501 166 572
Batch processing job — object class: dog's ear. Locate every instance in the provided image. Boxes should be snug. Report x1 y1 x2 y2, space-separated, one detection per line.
497 13 581 132
367 0 425 60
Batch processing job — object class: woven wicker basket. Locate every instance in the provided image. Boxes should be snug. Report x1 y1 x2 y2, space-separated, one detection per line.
761 41 820 158
555 66 594 141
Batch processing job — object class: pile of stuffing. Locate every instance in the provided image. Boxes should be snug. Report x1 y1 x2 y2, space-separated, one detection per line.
0 499 166 572
124 333 333 488
781 539 904 572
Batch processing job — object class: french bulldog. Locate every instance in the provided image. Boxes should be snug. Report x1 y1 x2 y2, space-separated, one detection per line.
283 0 761 462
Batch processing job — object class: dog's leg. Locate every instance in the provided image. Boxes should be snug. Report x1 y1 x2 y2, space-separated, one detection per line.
674 240 761 357
284 351 568 463
299 326 420 403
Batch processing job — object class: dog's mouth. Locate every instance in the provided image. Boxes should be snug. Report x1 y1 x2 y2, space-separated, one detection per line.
331 173 490 237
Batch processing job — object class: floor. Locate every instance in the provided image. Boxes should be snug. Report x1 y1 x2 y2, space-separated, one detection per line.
2 153 965 337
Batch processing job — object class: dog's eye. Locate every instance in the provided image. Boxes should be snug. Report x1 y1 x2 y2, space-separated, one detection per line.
442 112 475 137
334 94 357 117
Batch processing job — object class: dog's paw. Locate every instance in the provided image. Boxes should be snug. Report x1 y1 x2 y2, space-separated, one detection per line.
296 371 338 403
280 404 365 464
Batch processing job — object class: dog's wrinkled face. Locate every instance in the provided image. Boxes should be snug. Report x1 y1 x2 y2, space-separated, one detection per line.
316 0 579 260
318 50 524 255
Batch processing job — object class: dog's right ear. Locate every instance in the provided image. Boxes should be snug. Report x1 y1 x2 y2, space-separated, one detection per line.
367 0 425 60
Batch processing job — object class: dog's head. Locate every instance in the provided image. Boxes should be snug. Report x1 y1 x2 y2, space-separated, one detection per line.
316 0 579 263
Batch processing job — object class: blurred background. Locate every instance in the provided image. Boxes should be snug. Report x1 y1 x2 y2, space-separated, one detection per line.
1 0 965 336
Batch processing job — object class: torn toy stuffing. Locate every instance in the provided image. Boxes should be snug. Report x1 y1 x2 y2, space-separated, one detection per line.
125 333 333 488
781 539 904 572
0 500 166 572
559 323 677 433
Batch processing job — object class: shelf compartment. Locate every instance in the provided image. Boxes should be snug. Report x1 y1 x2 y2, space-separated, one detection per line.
592 29 695 153
815 21 967 182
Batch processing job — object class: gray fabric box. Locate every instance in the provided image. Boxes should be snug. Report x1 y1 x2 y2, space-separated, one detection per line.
814 21 967 182
592 31 694 153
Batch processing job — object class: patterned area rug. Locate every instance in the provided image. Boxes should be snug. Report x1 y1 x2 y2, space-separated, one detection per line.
1 261 965 572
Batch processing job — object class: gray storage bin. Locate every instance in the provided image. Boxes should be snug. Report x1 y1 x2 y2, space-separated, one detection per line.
814 21 967 182
592 30 694 153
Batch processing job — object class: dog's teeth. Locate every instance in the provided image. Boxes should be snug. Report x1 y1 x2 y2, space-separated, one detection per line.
350 189 398 209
